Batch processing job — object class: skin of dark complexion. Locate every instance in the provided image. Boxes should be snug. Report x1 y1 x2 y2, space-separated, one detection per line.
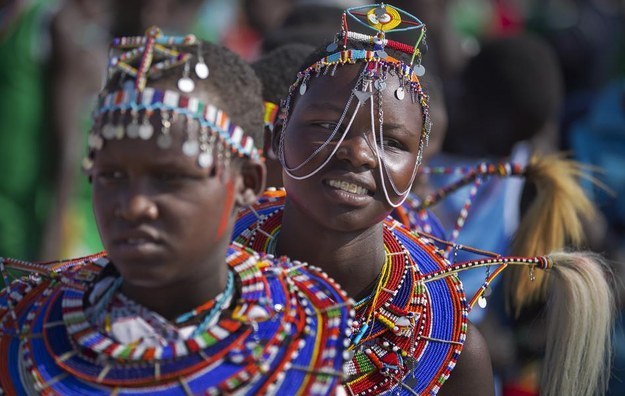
90 83 265 321
273 63 494 395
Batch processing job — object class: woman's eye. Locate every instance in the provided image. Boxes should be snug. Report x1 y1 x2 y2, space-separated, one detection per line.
314 122 338 130
96 170 126 183
383 138 406 150
155 172 203 182
156 173 186 181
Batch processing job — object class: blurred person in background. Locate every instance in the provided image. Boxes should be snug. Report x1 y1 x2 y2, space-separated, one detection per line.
0 0 242 262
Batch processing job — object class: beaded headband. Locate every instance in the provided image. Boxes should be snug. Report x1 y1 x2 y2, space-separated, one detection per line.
278 3 431 208
83 26 260 171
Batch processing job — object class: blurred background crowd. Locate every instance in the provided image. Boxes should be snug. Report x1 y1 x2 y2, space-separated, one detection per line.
1 0 624 394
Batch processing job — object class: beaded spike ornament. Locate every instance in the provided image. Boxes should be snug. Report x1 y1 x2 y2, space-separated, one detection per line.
82 26 260 173
0 244 355 394
277 3 432 208
391 161 527 256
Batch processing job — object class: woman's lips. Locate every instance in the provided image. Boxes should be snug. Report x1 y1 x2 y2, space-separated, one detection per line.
322 178 374 207
326 179 370 195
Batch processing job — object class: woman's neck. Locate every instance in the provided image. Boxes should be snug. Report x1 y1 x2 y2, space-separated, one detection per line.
277 199 386 298
119 243 231 321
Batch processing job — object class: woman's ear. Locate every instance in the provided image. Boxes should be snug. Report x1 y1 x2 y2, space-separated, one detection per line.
263 127 278 160
270 121 284 162
235 158 266 207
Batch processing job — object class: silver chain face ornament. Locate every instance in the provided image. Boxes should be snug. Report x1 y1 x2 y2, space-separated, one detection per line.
278 63 424 208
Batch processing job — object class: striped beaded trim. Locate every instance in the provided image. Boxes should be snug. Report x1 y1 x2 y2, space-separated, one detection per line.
90 86 259 160
301 49 420 84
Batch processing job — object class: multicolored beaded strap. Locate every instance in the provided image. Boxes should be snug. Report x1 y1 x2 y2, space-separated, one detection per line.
277 3 431 208
83 26 259 172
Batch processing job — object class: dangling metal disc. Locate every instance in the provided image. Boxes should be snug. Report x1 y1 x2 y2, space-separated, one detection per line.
138 123 154 140
101 124 116 140
195 62 209 79
415 64 426 77
157 133 172 149
114 125 125 140
395 87 405 100
182 140 200 157
126 123 140 138
178 77 195 93
478 296 488 309
198 152 213 168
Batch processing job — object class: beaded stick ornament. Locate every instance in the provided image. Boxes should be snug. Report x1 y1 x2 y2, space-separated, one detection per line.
277 3 432 208
83 26 260 173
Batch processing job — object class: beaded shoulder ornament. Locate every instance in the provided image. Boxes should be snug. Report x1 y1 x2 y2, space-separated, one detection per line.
0 243 354 395
391 192 447 240
234 189 557 395
390 162 526 244
276 3 432 208
82 26 260 173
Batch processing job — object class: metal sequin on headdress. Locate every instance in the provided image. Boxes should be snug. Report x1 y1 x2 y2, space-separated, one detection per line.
278 3 432 208
83 26 260 172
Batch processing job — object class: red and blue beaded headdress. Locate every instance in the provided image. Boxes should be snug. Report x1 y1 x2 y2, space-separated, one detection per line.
277 3 432 208
83 26 260 172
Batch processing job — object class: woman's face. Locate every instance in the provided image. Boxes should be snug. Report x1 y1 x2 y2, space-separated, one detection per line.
91 117 242 289
279 63 423 232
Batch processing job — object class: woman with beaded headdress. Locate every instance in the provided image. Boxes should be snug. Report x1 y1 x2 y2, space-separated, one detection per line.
233 3 614 395
0 27 355 394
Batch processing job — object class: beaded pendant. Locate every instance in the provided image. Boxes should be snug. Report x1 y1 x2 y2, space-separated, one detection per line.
0 243 353 395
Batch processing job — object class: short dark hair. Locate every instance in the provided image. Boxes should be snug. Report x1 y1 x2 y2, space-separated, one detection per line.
105 40 264 148
262 5 344 53
444 34 563 156
464 34 562 133
252 43 315 105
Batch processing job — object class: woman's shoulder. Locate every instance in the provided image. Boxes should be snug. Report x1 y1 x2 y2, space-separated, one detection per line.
0 253 108 336
437 321 494 396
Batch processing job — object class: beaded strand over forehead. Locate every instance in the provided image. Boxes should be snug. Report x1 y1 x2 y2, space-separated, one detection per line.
277 3 432 208
82 26 260 173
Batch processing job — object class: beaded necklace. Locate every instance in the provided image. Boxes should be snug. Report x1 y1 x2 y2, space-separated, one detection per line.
234 190 468 395
0 244 353 395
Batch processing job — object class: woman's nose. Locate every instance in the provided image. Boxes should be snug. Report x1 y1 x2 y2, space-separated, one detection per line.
116 185 159 222
335 132 378 169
